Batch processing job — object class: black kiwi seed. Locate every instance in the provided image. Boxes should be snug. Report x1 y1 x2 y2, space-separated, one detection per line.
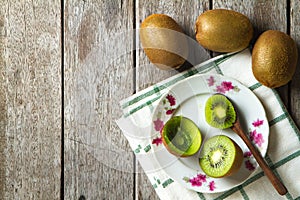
205 94 236 129
199 135 243 178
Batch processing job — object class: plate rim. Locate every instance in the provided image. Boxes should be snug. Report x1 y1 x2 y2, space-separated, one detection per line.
150 73 269 193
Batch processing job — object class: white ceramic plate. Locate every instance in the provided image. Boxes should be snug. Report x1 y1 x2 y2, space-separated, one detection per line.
150 74 269 193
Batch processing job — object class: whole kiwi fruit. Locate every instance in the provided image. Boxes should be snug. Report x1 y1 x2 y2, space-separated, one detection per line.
195 9 253 52
252 30 298 88
140 14 188 70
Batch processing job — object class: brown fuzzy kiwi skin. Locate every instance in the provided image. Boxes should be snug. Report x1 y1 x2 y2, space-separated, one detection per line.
252 30 298 88
221 140 244 178
195 9 253 53
140 14 188 70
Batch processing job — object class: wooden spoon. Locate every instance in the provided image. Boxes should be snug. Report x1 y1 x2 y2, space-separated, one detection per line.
231 109 288 195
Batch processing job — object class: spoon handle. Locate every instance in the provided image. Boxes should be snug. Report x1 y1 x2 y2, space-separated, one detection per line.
232 120 287 195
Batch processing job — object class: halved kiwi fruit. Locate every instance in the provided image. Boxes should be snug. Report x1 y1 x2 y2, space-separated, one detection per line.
162 116 202 157
205 94 236 129
199 135 243 178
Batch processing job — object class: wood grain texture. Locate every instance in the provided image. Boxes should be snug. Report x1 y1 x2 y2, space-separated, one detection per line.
213 0 289 105
0 0 61 199
0 1 299 200
290 0 300 127
64 0 135 199
0 8 7 199
136 1 210 199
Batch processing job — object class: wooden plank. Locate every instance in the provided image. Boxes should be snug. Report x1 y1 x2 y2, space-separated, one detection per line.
136 1 210 199
290 1 300 127
0 8 7 199
64 0 135 199
212 0 289 105
0 1 61 199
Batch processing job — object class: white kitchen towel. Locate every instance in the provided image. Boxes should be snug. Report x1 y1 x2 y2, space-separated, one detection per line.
117 49 300 200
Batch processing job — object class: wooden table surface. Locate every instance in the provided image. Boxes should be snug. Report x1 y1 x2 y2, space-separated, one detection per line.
0 0 299 199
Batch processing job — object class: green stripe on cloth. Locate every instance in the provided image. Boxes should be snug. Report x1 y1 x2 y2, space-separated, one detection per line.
215 55 288 200
123 95 162 117
124 62 262 116
197 192 206 200
215 51 239 65
153 85 160 94
213 62 223 75
265 154 275 168
121 53 237 110
122 62 214 109
272 89 288 111
288 119 300 141
122 77 182 109
122 89 158 109
264 154 290 200
144 144 151 153
123 64 220 116
269 113 288 126
294 196 300 200
239 186 250 200
215 150 300 199
273 149 300 169
195 63 216 74
285 192 294 200
215 173 264 199
162 178 174 188
248 83 262 91
286 114 300 142
213 51 240 75
271 89 300 142
122 53 239 116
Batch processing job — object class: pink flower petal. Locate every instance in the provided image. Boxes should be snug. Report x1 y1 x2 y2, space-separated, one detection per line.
252 119 264 127
216 85 226 94
207 76 215 86
249 130 264 147
254 133 264 147
209 181 216 191
152 137 162 146
187 173 208 187
243 151 252 158
245 160 256 171
166 94 176 106
189 177 202 187
221 81 234 91
249 129 257 141
153 119 164 132
166 109 175 115
197 174 207 182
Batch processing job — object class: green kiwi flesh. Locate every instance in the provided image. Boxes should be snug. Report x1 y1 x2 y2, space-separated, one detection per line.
205 94 236 129
199 135 243 178
162 116 202 157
